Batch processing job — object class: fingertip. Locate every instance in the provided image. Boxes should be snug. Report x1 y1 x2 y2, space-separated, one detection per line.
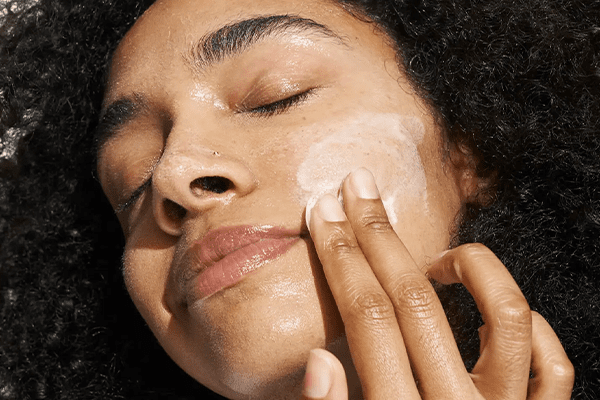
303 349 334 399
424 249 459 285
306 194 348 237
529 312 574 399
302 349 349 400
431 250 449 262
316 194 347 222
347 168 380 200
531 312 574 379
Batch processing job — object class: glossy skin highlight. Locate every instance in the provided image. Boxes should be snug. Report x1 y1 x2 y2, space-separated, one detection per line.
96 0 468 398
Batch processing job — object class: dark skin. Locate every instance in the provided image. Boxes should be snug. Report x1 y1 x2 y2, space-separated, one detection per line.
96 0 574 398
303 168 574 399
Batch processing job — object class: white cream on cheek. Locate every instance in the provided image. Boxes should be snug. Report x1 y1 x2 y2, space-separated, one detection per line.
298 113 429 228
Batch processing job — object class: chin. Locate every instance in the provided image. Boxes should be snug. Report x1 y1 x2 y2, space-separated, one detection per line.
175 271 339 398
206 337 311 399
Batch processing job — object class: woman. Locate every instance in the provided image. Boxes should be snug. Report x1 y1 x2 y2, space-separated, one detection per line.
1 0 598 399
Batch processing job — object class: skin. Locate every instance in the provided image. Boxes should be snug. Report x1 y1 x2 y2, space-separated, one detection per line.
96 0 574 398
296 113 429 228
302 170 574 399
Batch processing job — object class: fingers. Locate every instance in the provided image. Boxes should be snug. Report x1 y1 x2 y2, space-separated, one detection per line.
309 168 471 399
301 349 348 400
309 168 566 400
472 312 573 400
528 312 574 400
427 244 532 399
341 169 473 398
309 192 419 398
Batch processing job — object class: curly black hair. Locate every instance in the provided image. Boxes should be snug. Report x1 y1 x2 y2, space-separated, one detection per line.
1 0 598 398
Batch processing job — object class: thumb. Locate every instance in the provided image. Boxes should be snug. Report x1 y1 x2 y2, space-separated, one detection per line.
301 349 348 400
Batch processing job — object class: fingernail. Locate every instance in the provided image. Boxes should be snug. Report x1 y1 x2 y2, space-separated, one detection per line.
337 181 345 209
303 349 332 398
305 195 319 232
349 168 380 199
317 194 346 222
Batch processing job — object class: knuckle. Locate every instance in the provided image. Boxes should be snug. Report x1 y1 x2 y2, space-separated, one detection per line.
551 358 575 383
390 275 438 320
497 300 531 325
493 298 532 337
346 290 396 322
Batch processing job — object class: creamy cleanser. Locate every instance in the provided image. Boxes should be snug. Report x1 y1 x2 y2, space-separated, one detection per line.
298 113 428 228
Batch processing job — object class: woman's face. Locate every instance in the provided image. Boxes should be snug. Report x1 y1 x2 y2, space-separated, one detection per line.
97 0 470 397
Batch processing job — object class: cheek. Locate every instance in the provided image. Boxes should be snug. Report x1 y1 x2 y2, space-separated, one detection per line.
121 212 343 398
121 210 176 337
295 113 429 226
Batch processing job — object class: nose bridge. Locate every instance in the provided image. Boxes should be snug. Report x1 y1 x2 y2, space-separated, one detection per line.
151 137 257 236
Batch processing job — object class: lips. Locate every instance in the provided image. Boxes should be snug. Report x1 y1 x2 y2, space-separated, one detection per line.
184 225 302 301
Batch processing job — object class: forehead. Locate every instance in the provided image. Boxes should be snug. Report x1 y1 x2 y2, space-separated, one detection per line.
104 0 396 103
118 0 348 50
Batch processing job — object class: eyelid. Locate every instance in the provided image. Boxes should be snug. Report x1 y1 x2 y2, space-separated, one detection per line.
112 150 162 215
111 86 317 213
115 178 152 214
240 87 317 117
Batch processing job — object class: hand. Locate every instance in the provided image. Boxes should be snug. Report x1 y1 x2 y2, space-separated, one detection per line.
301 168 573 399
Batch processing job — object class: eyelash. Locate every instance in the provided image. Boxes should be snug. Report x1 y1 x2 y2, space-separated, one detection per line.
245 89 315 117
115 89 315 213
115 178 152 214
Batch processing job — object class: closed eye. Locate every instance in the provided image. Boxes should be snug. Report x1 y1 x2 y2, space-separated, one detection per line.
245 89 315 117
115 178 152 214
113 89 316 213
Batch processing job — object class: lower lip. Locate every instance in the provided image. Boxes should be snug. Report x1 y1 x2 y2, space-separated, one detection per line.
194 237 300 299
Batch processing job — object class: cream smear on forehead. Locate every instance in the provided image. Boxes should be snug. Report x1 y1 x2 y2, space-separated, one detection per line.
298 113 428 227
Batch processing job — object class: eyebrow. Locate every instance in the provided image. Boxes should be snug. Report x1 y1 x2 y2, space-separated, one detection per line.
95 15 345 151
185 14 345 72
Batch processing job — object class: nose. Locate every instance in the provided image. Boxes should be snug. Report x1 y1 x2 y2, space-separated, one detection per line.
152 147 257 236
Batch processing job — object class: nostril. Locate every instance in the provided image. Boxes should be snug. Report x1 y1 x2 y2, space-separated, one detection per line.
191 176 233 195
163 199 187 222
